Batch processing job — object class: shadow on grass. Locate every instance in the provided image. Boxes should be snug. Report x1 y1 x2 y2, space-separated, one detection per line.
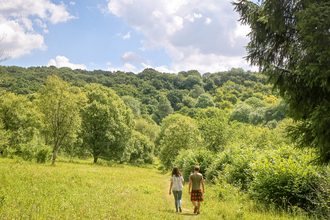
180 213 197 216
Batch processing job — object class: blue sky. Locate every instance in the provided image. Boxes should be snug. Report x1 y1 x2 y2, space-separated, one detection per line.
0 0 256 74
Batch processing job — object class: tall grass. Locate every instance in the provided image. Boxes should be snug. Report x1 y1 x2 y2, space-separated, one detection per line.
0 158 179 220
0 157 318 219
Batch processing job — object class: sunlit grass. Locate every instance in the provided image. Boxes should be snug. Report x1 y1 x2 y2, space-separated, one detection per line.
0 157 180 219
0 157 317 219
179 184 314 220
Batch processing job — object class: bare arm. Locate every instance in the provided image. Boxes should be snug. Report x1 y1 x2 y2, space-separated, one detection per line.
169 182 173 195
201 179 205 194
188 179 192 194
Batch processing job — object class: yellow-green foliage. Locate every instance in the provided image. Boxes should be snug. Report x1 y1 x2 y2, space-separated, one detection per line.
228 121 289 148
249 145 327 209
159 115 201 169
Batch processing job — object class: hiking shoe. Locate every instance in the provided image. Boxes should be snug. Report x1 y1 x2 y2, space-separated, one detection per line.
197 211 200 214
194 206 198 213
179 207 182 213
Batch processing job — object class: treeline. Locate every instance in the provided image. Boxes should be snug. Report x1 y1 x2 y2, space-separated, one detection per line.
0 65 284 125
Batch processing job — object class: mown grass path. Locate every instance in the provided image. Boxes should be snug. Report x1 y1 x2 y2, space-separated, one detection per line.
0 158 314 220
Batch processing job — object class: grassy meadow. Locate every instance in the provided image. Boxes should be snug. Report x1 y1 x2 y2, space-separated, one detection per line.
0 157 317 220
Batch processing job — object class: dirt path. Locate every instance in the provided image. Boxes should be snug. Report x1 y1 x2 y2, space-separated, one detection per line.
161 171 206 220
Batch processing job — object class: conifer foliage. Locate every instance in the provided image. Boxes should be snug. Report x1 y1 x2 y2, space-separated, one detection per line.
233 0 330 164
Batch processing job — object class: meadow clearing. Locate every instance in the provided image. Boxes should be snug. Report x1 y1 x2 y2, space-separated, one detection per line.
0 157 316 220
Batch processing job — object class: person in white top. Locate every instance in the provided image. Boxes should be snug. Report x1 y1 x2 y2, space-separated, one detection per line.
169 166 184 213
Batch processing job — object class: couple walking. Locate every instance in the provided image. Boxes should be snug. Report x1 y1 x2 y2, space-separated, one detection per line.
169 166 205 214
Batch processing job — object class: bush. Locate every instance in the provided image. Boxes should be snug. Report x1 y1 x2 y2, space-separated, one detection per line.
174 149 214 182
307 174 330 218
206 145 257 189
221 147 257 190
249 145 326 210
21 145 34 161
20 142 52 163
205 148 236 182
35 146 52 163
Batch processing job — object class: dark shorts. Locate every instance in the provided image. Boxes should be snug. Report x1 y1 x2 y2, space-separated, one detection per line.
191 190 203 202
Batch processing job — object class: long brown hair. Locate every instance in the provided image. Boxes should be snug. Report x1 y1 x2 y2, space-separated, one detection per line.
172 166 182 177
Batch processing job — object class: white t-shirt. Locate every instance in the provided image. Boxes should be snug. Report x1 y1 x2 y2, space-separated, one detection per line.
170 175 184 191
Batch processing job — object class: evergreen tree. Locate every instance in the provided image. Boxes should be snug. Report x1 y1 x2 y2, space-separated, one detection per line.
234 0 330 164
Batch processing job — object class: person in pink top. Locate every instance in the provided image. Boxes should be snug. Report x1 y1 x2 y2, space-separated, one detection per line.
169 166 184 213
188 166 205 214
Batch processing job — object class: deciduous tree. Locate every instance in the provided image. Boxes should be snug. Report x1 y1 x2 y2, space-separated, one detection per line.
37 75 86 165
159 115 201 169
195 93 215 108
79 84 134 163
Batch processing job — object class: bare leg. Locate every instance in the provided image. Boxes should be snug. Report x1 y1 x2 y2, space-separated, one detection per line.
197 201 201 211
192 200 196 207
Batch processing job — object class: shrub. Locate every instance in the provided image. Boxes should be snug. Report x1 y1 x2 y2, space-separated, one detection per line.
307 174 330 218
249 145 326 210
35 146 52 163
174 149 214 182
20 142 52 163
221 147 257 190
206 145 257 189
205 148 236 182
21 145 34 161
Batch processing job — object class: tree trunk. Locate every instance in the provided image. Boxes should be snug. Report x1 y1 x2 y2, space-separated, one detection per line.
94 157 98 163
52 147 57 165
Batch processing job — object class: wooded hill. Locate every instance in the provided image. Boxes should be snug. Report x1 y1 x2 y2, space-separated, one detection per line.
0 65 286 126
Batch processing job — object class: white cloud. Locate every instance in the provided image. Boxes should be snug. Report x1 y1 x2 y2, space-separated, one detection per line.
235 24 250 38
194 13 202 18
0 16 46 58
48 2 76 24
171 48 251 73
0 0 75 58
70 2 76 6
34 19 47 29
185 14 194 22
141 63 153 69
0 0 75 24
106 0 252 73
106 62 112 65
205 18 212 25
123 32 131 39
121 51 145 62
47 55 87 70
152 11 162 18
155 65 175 73
107 63 137 73
141 63 175 73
